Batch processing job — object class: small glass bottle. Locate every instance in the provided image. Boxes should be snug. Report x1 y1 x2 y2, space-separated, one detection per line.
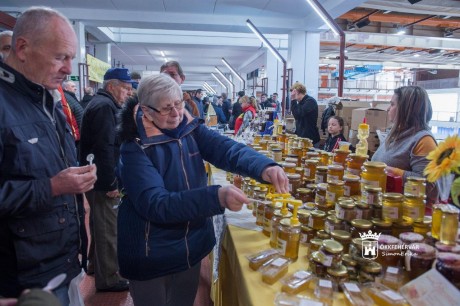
327 164 344 182
431 204 444 240
326 180 345 206
277 218 301 260
315 166 328 184
315 183 328 206
350 219 373 238
263 202 283 237
343 174 361 197
287 173 301 195
270 210 292 248
309 210 327 230
413 216 432 237
346 153 368 176
330 230 352 253
382 193 404 223
440 205 460 246
404 176 426 197
297 188 315 204
361 161 387 193
335 200 356 222
333 149 350 167
355 202 371 220
403 194 425 223
304 159 319 180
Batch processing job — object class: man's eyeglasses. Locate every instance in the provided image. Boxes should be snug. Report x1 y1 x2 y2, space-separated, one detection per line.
145 100 185 116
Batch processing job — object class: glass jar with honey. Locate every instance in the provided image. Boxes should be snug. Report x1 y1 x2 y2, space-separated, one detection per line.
335 199 356 222
436 252 460 290
382 193 404 223
320 239 344 268
308 238 324 258
399 232 424 246
342 254 358 281
372 219 393 235
315 183 328 206
263 202 283 237
277 218 301 260
326 180 345 206
271 148 283 162
330 230 352 253
350 219 373 239
300 225 316 245
403 194 425 223
327 265 348 292
304 159 319 180
297 209 311 225
413 216 432 237
270 210 292 248
308 210 327 230
358 262 382 284
287 173 301 195
256 200 271 226
316 230 331 240
281 161 297 174
309 251 328 277
343 174 361 197
404 176 426 197
327 164 344 182
361 186 382 206
346 153 368 176
259 139 269 150
332 149 350 167
431 204 444 240
440 205 460 246
297 188 315 204
285 156 299 166
325 215 345 234
355 202 371 220
319 150 332 166
361 161 387 193
315 166 328 184
306 150 320 160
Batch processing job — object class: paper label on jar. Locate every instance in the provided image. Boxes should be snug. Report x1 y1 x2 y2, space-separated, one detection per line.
362 179 380 187
305 168 311 178
344 185 351 197
294 270 311 279
289 183 293 192
315 176 324 183
348 168 360 175
326 191 336 203
344 282 361 292
382 290 403 301
308 218 313 228
300 233 308 243
338 207 345 219
405 206 422 220
319 279 332 288
316 194 325 205
356 209 363 219
278 239 287 254
383 206 399 220
322 255 333 267
329 175 339 182
263 220 272 233
407 185 421 196
271 257 288 267
364 192 375 205
387 267 399 274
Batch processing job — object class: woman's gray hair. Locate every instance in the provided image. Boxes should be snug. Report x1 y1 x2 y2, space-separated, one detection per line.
138 73 182 107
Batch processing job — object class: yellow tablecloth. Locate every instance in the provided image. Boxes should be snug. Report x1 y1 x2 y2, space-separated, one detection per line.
216 224 347 306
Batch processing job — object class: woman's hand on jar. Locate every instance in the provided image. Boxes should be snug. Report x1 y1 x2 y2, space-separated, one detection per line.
218 185 248 211
261 166 289 194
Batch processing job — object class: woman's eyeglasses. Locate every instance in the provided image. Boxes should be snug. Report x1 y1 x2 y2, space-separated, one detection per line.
145 101 185 116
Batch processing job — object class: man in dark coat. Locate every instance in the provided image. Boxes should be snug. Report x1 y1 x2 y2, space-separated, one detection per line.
290 82 320 146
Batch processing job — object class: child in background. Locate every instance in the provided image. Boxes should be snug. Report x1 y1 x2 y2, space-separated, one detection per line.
323 115 347 152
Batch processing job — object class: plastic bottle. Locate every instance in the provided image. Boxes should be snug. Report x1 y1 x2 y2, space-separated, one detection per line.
355 118 369 156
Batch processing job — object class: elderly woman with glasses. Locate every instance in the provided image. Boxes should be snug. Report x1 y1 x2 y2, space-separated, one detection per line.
116 73 289 306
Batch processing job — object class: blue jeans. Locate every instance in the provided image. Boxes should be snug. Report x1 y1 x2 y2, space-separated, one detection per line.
53 285 70 306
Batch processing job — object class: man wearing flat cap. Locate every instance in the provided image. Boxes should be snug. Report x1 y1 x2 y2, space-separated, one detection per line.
79 67 134 292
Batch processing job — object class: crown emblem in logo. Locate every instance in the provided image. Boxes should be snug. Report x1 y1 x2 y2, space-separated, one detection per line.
359 230 381 240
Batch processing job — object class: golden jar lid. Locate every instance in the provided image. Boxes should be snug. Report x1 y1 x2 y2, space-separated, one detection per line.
272 202 283 209
286 173 301 180
310 210 327 218
338 201 355 210
328 180 345 186
334 149 349 154
422 216 432 225
364 186 382 192
331 230 351 241
285 157 298 164
372 219 392 228
307 151 320 157
352 237 363 247
274 210 292 218
407 176 426 182
404 193 426 200
337 197 353 203
356 202 369 209
383 192 404 200
304 202 316 210
348 153 368 160
295 166 304 172
317 183 328 191
351 219 373 229
328 164 344 171
316 166 328 172
281 162 296 168
311 250 326 264
322 239 344 254
271 148 282 152
342 254 357 267
305 159 319 165
301 225 315 232
244 177 251 182
362 262 382 273
306 183 317 190
327 265 348 277
363 161 387 168
310 238 324 249
343 174 360 182
297 188 312 194
316 230 330 240
297 209 311 217
280 218 300 228
326 215 340 224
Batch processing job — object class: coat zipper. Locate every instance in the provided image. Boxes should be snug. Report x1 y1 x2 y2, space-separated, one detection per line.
178 139 192 268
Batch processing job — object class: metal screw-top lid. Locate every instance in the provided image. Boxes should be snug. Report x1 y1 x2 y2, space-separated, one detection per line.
297 188 312 194
407 176 426 183
316 230 330 240
311 210 327 218
342 254 357 267
383 192 404 200
280 218 300 228
327 264 348 277
372 219 392 228
364 186 382 192
362 262 382 273
338 201 355 209
363 161 387 168
351 219 373 229
343 174 360 182
317 183 328 191
328 164 344 171
297 209 311 218
286 173 301 180
322 239 344 254
328 180 345 186
331 230 352 241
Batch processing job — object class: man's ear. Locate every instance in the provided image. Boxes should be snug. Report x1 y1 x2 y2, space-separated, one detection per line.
15 37 28 62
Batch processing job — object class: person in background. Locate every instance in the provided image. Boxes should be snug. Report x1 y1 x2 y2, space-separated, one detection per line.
0 30 12 60
79 68 134 292
234 95 257 136
272 92 281 113
371 85 438 203
192 89 205 119
62 80 84 129
160 60 185 85
290 82 320 147
221 92 232 122
0 7 97 305
212 96 227 124
80 86 94 110
259 93 273 109
229 90 244 130
116 73 289 306
183 92 200 117
323 116 347 152
130 71 142 90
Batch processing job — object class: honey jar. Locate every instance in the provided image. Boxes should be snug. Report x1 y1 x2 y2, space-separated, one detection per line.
325 215 345 234
346 153 368 176
300 225 316 245
309 238 324 257
431 204 444 240
382 193 404 223
413 216 432 237
355 202 371 220
270 210 292 248
330 230 352 253
271 148 283 162
361 161 387 193
403 194 425 223
304 159 319 180
297 209 311 225
315 183 328 206
320 239 344 268
404 176 426 197
440 205 460 246
332 149 350 167
260 256 290 284
278 218 301 260
297 188 315 203
319 151 333 166
358 262 382 284
405 243 436 279
309 251 328 277
306 150 320 160
336 199 356 222
361 186 382 206
326 180 345 206
256 200 271 226
287 173 301 195
391 219 414 238
343 174 361 197
435 252 460 289
316 230 331 240
327 164 344 182
350 219 373 239
372 219 393 235
259 139 268 150
309 210 327 230
253 134 261 145
282 162 297 174
285 156 299 167
327 265 348 292
342 255 359 282
315 166 328 184
263 202 282 237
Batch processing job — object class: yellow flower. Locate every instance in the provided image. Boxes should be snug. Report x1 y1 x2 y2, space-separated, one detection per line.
424 134 460 182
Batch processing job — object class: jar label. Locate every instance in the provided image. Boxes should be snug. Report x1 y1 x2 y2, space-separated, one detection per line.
356 209 363 219
315 176 324 184
344 282 360 292
316 194 325 205
364 192 375 205
300 233 308 243
404 206 422 220
348 168 360 175
322 254 333 267
326 191 336 203
308 217 314 228
278 239 287 254
362 179 379 188
289 183 293 192
344 185 351 197
383 206 399 220
337 207 345 219
329 175 339 182
305 168 311 177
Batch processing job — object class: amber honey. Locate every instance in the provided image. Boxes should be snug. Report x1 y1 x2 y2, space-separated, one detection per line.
361 161 387 193
304 159 319 180
346 153 368 176
327 164 344 182
326 180 345 206
278 218 301 260
382 193 404 223
403 194 425 223
343 174 361 197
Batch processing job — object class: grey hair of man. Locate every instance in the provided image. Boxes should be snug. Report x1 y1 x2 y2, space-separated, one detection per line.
84 87 94 95
62 79 74 90
160 60 185 78
102 79 123 90
12 6 72 52
138 73 182 109
0 30 13 40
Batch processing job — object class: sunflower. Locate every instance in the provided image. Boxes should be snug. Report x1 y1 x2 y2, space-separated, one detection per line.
424 134 460 182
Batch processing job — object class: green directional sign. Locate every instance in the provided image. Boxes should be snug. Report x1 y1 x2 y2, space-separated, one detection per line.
69 75 79 81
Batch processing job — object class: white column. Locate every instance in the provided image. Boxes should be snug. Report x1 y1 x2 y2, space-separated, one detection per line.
95 43 111 66
71 21 86 96
289 31 320 100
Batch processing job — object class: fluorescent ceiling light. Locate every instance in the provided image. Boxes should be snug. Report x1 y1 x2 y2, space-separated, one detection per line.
221 58 244 83
246 19 285 63
211 73 227 89
215 66 233 88
203 82 217 94
396 26 406 35
305 0 339 36
160 51 165 57
163 57 168 62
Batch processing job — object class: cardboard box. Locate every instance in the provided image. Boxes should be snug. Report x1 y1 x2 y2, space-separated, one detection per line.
351 108 388 132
